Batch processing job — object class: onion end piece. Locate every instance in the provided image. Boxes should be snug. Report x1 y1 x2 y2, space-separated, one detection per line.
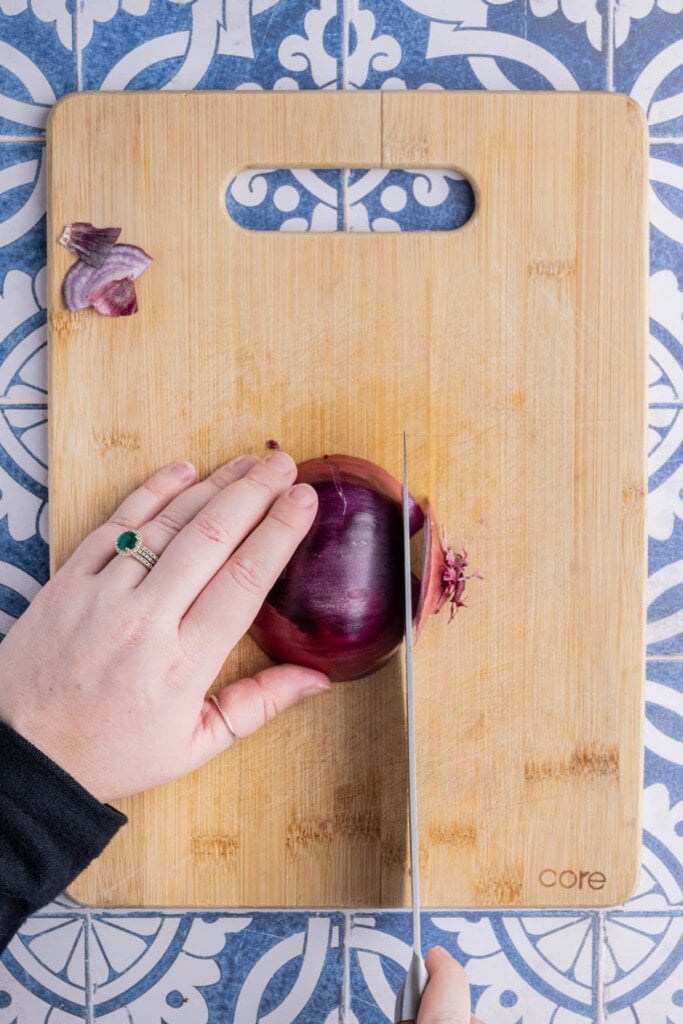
414 501 481 641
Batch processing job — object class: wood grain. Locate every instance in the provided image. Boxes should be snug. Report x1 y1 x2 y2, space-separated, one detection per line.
46 91 648 908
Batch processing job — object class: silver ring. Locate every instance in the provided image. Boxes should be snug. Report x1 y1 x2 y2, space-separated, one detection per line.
115 529 159 570
209 694 240 741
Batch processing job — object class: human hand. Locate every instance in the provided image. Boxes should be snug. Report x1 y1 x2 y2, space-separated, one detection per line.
418 947 485 1024
0 452 331 803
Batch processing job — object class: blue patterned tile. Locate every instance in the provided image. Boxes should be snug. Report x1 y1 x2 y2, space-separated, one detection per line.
0 304 46 404
618 780 683 914
347 168 475 231
604 908 683 1021
0 142 47 408
647 480 683 663
89 910 343 1022
645 662 683 802
615 7 683 120
0 402 47 505
80 0 341 92
0 142 46 279
348 1 607 90
0 903 88 1023
649 144 683 279
648 267 683 658
649 269 683 560
226 165 477 232
228 167 343 231
648 525 683 656
0 403 48 636
0 5 76 136
350 911 597 1022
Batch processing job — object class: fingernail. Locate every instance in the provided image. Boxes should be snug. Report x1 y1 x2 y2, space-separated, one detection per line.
266 451 295 474
301 676 331 698
288 483 316 507
170 461 196 481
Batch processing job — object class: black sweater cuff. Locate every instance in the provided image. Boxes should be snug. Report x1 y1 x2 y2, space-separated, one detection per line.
0 720 127 951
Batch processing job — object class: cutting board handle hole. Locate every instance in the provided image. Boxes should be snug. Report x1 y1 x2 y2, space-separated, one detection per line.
225 168 475 232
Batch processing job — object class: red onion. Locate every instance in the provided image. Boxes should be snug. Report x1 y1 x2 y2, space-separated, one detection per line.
249 454 477 682
62 243 152 312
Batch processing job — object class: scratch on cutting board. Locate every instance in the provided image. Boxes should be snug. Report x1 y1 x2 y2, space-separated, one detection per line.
524 741 619 782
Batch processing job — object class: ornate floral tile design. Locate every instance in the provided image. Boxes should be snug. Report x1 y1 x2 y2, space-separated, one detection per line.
1 1 682 1020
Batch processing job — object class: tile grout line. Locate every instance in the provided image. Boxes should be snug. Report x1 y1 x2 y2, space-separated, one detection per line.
341 0 350 91
0 401 48 408
74 0 83 91
342 171 350 232
340 0 351 231
0 135 45 144
84 907 95 1024
606 0 615 91
596 910 608 1023
342 910 351 1023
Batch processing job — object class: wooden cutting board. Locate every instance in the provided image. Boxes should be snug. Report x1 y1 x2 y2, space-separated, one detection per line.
46 91 647 908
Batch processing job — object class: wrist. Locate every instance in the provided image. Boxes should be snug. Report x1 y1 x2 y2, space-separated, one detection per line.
0 712 108 804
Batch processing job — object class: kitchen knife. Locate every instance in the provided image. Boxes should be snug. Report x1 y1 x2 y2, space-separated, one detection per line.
394 434 429 1024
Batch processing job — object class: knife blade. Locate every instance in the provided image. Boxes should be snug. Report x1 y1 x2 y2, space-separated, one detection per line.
394 433 428 1024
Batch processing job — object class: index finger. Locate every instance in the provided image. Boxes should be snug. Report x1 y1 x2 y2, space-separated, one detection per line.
180 481 318 655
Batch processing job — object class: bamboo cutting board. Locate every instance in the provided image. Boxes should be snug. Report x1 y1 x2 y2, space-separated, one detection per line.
46 91 647 908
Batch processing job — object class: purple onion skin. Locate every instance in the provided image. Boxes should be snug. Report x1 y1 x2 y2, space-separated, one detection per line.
250 473 417 682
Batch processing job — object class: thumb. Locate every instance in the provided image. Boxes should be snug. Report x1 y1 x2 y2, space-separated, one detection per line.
196 664 331 760
417 947 472 1024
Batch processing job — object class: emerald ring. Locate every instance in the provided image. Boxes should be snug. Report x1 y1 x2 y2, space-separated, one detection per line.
115 529 158 570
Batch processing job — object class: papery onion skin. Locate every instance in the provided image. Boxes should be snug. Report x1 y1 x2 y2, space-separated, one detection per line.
59 222 121 268
249 455 424 682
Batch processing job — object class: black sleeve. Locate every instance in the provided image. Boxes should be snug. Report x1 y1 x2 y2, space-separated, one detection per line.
0 721 127 952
